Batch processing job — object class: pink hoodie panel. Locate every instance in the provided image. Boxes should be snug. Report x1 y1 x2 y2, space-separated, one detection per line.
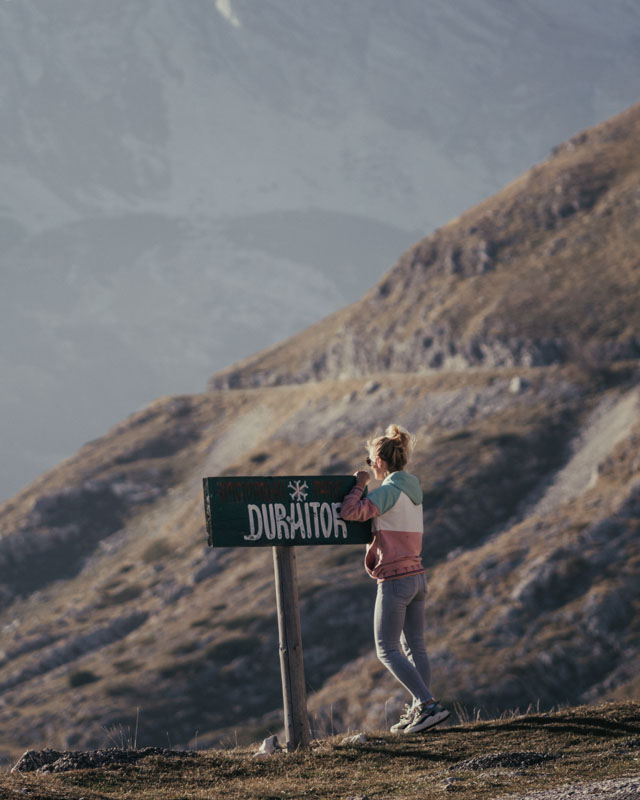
340 485 424 582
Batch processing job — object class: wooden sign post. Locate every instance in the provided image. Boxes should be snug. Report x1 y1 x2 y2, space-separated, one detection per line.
273 545 308 748
203 476 370 750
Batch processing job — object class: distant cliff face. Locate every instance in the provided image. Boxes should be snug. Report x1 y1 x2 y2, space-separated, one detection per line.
1 103 640 763
3 0 638 231
210 103 640 390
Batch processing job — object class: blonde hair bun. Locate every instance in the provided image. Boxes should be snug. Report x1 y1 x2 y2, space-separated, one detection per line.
385 423 411 445
368 424 415 472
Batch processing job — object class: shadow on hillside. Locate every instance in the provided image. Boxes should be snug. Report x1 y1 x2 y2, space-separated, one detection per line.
355 707 640 765
467 712 640 738
342 743 461 765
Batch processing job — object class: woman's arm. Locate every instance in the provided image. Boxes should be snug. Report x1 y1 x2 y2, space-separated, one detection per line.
340 472 380 522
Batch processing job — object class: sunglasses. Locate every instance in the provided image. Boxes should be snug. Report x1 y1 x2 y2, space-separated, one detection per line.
366 456 377 467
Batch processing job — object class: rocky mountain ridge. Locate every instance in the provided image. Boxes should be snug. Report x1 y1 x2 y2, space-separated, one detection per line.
211 103 640 390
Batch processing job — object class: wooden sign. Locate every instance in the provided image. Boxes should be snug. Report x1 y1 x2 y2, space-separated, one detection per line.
203 475 371 548
201 474 371 750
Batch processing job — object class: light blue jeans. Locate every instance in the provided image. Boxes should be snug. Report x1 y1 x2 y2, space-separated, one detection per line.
374 572 433 705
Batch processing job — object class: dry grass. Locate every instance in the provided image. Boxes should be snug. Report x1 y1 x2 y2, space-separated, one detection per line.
2 702 639 800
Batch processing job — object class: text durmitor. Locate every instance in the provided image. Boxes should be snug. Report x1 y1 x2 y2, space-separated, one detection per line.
244 502 347 541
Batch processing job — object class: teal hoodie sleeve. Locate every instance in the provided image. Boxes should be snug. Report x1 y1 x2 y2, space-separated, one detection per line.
368 471 423 514
367 483 401 515
385 471 423 504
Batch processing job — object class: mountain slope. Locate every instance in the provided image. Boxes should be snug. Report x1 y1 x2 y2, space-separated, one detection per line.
1 104 640 763
0 363 638 763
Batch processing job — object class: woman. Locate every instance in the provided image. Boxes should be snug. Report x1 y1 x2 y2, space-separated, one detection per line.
340 424 449 734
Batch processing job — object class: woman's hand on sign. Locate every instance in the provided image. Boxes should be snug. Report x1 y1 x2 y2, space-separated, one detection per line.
354 470 371 489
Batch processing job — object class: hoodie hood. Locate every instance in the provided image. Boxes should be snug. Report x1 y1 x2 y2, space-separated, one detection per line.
382 471 423 505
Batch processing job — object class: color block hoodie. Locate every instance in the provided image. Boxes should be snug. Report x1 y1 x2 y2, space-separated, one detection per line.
340 471 424 582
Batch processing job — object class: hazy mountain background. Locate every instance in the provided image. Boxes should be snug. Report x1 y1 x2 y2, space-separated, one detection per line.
2 0 640 502
0 99 639 762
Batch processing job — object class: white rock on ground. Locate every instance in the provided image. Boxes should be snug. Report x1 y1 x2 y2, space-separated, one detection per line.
253 735 282 757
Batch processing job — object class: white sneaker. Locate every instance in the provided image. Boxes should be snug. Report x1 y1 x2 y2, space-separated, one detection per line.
390 704 416 733
403 702 450 734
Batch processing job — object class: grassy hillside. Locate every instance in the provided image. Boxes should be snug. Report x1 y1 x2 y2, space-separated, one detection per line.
2 702 640 799
0 364 638 763
0 103 639 766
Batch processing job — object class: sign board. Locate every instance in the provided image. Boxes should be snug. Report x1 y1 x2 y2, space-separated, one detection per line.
203 475 371 547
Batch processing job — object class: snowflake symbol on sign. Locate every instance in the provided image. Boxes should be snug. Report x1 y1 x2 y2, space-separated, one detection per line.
288 480 309 502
